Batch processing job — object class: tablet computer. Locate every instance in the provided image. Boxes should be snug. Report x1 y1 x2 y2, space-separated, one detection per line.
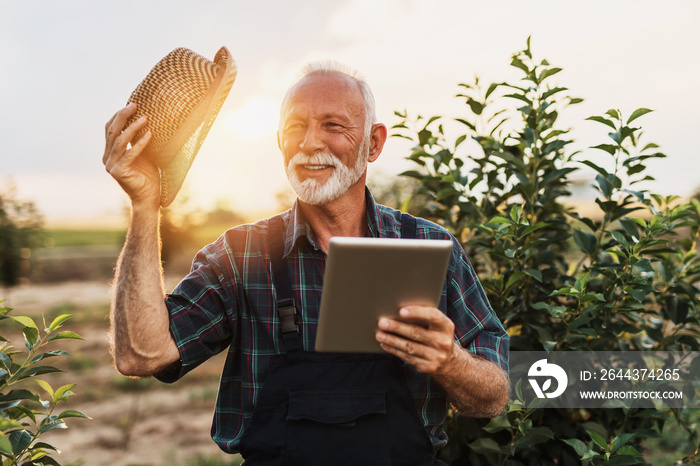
314 236 453 353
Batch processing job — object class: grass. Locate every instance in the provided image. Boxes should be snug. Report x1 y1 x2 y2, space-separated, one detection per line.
44 229 125 248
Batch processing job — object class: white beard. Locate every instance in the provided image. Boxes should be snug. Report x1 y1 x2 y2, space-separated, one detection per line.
285 139 369 206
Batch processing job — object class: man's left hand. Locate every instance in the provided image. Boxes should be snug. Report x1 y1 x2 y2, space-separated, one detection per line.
375 305 457 376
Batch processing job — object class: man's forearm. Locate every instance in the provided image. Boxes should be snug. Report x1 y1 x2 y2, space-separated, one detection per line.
433 343 509 418
111 203 180 376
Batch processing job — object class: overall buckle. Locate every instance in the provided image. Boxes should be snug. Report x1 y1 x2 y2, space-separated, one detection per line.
277 298 300 334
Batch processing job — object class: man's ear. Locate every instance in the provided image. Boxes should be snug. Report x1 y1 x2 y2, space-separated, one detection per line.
368 123 388 163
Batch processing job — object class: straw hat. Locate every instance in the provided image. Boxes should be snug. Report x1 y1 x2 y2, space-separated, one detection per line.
126 46 237 207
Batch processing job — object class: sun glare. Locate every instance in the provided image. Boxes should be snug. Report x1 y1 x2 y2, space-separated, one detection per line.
223 97 280 140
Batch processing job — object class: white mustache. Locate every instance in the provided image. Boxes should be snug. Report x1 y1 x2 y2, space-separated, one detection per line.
288 152 340 169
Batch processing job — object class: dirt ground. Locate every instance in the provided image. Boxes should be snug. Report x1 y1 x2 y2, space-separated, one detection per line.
4 281 242 466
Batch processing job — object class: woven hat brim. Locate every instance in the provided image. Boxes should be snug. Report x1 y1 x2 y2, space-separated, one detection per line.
157 47 237 207
127 47 237 207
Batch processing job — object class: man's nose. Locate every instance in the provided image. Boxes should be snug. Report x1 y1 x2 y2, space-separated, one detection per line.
299 125 325 154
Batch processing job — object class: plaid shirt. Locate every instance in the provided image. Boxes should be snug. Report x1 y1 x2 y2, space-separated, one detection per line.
159 190 509 453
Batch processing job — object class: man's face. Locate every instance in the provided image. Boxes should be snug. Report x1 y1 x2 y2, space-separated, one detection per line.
278 73 370 206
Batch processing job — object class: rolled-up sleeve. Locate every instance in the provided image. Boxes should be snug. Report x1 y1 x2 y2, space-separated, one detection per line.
446 245 509 373
155 240 236 383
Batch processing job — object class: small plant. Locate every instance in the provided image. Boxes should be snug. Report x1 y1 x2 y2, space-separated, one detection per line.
0 300 89 465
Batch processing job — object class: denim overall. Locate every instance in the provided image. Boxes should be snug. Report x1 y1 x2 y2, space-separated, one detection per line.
238 215 440 465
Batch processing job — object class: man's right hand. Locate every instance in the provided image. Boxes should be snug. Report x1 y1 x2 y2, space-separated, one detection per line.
103 103 160 208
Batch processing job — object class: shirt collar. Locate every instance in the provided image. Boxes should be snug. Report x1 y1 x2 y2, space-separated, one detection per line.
283 187 382 258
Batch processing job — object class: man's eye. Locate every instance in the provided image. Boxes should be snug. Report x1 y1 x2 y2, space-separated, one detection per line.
284 124 303 132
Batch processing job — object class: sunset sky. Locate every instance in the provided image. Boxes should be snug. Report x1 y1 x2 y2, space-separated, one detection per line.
3 0 698 227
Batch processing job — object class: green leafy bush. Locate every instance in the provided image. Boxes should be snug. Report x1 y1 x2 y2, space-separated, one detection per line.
0 184 43 288
394 38 700 465
0 300 88 465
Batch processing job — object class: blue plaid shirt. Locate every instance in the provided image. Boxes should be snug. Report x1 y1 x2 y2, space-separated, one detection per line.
158 190 509 453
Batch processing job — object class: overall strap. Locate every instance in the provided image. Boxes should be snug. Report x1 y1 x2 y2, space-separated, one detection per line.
268 215 302 353
400 212 417 239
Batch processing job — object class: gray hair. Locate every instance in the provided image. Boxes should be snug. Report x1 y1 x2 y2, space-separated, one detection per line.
279 60 377 137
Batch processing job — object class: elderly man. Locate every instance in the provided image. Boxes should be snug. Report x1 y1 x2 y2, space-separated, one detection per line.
103 61 509 465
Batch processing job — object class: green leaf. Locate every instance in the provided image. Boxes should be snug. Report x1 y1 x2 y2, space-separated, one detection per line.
15 365 62 381
39 417 67 434
56 409 90 420
454 134 467 150
0 352 11 371
632 259 653 273
563 438 590 457
606 109 621 120
399 170 425 180
510 205 523 222
616 445 642 457
23 327 39 350
592 144 618 156
35 379 54 398
486 216 512 225
610 231 629 249
586 115 617 130
596 174 613 198
9 316 37 330
485 82 500 99
628 217 647 229
31 450 49 462
53 384 76 403
482 415 511 433
538 67 563 82
611 432 637 453
542 87 568 100
505 271 524 290
629 289 646 304
424 115 442 127
30 350 71 364
468 437 501 454
574 229 597 255
524 269 543 282
579 159 609 178
540 167 576 187
455 118 476 131
47 331 83 342
0 433 13 457
627 108 653 124
417 128 432 146
466 99 484 115
503 93 532 105
33 455 61 466
587 429 608 450
0 389 40 403
9 429 32 455
623 189 644 202
47 314 72 333
510 56 530 74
